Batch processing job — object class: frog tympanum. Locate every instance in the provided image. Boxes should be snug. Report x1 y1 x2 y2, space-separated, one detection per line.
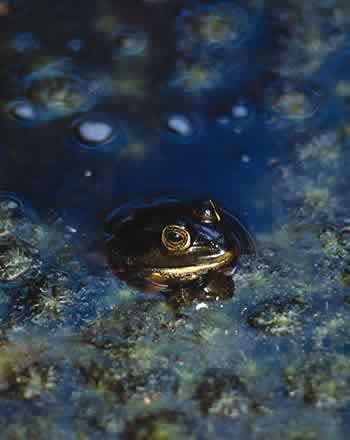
104 197 255 303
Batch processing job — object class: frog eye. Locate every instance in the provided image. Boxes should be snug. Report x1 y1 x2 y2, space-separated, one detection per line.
194 200 221 223
162 225 191 252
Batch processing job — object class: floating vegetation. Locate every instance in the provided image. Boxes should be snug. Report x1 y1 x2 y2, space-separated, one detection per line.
0 192 42 245
245 296 307 336
0 240 39 285
30 272 73 324
263 78 326 130
284 354 350 409
176 2 256 57
23 59 96 118
192 367 253 417
111 27 150 60
0 193 42 287
122 409 195 440
0 339 57 400
167 59 223 97
0 58 105 125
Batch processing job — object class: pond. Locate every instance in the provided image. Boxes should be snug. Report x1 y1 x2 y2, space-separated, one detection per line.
0 0 350 438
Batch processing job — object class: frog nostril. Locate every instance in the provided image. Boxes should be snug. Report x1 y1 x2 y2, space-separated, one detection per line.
193 199 221 223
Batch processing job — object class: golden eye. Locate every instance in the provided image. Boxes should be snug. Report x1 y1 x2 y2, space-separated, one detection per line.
162 225 191 252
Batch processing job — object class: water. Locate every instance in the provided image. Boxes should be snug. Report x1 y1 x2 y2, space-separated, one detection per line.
0 0 350 438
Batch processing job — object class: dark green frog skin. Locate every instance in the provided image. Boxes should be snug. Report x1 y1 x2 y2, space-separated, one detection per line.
104 197 255 300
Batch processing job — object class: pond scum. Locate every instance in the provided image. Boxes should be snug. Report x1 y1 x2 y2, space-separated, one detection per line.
0 0 350 438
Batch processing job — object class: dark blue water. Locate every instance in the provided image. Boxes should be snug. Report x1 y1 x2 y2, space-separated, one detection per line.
0 0 283 236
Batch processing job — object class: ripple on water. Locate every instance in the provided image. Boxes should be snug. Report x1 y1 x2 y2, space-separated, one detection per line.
262 77 328 131
0 58 106 124
23 59 97 118
0 191 39 222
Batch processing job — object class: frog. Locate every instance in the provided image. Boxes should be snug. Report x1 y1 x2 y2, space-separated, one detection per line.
104 197 255 304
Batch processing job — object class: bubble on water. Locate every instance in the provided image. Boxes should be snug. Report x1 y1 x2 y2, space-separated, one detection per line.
232 103 249 118
216 97 256 133
77 120 113 144
12 103 34 120
0 197 20 212
4 99 41 127
66 38 84 52
71 113 127 153
160 111 203 143
241 154 250 163
9 99 36 120
167 114 193 136
0 192 41 255
0 191 39 221
84 169 93 178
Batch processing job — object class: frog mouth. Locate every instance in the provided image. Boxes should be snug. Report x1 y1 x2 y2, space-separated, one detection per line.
144 249 236 284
